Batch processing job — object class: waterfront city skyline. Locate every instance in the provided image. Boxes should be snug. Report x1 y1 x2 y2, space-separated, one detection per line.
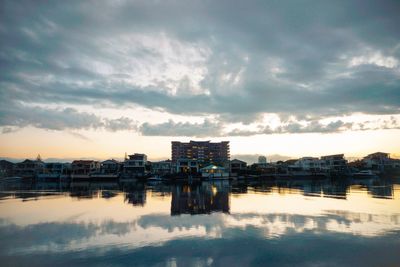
1 2 400 266
1 1 400 160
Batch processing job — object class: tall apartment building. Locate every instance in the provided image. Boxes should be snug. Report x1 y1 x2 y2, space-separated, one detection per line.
171 140 230 165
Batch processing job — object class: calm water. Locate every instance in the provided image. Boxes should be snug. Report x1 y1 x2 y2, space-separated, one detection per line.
1 177 400 266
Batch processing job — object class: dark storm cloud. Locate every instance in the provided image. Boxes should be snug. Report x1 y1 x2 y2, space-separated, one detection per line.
0 0 400 134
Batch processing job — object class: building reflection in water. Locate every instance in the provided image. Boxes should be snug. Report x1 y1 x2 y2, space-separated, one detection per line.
322 181 348 199
121 182 147 206
171 181 230 215
70 181 120 199
369 185 393 199
0 176 398 204
0 177 400 267
233 177 397 200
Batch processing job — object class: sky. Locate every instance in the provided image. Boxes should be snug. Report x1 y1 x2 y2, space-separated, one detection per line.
0 0 400 162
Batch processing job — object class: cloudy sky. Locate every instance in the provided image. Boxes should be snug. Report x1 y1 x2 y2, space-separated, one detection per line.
1 0 400 161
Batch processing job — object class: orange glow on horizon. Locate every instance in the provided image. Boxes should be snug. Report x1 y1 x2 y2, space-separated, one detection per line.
0 127 399 161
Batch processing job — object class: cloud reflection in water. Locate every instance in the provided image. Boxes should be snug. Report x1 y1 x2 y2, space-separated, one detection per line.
0 179 399 266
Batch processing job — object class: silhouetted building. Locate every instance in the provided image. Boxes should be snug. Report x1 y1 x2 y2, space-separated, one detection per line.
230 159 247 174
151 160 172 175
200 164 229 178
321 154 348 172
71 160 100 175
175 158 200 174
15 158 44 178
0 160 14 177
362 152 400 172
293 157 325 172
38 162 71 179
123 153 148 177
101 159 121 174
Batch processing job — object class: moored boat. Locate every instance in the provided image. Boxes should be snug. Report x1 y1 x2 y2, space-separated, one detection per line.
147 175 166 183
352 170 378 178
0 176 23 182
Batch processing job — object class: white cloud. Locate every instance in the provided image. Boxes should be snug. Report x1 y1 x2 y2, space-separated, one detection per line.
97 32 211 95
349 51 398 69
1 0 400 137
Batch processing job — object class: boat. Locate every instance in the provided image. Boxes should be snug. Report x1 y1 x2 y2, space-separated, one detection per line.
89 173 120 180
0 176 23 182
203 173 230 180
147 175 166 184
71 174 91 180
352 170 378 178
37 173 62 181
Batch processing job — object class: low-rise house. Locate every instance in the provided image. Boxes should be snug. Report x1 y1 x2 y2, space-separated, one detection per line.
362 152 400 172
348 160 364 169
176 158 199 174
123 153 148 177
230 159 247 174
14 157 44 178
71 160 100 176
152 160 172 176
101 159 121 174
39 162 71 178
321 154 348 172
200 165 229 179
274 159 297 174
293 157 325 172
0 160 15 177
251 162 276 173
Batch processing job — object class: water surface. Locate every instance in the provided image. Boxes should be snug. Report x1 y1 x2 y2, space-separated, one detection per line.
1 177 400 266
